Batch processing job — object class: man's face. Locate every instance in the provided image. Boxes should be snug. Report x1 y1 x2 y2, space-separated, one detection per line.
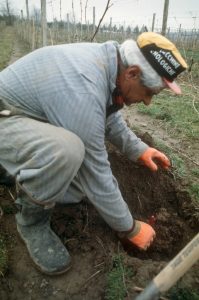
118 66 163 106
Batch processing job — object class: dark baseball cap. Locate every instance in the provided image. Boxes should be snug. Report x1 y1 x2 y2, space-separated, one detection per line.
137 32 188 94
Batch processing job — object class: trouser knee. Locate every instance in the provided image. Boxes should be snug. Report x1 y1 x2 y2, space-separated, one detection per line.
64 133 85 170
56 132 85 180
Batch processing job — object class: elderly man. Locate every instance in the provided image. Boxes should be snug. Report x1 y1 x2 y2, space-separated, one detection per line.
0 32 187 275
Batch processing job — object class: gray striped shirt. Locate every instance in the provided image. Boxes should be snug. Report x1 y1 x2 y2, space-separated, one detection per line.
0 41 148 231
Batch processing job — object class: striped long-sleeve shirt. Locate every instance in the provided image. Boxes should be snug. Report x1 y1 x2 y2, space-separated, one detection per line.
0 41 148 231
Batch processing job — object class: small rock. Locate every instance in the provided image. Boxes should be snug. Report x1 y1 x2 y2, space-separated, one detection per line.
40 278 49 288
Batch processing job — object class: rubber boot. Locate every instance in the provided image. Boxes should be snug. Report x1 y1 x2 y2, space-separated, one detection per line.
15 197 71 275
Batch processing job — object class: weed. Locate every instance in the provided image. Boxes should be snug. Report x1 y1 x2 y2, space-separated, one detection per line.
105 254 134 300
188 183 199 202
150 139 187 178
170 154 187 178
191 168 199 177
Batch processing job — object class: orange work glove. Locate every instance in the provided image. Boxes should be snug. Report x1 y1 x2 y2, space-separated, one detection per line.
117 220 156 251
138 147 170 171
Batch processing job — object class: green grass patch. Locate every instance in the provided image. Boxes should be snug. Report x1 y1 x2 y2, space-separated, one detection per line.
137 89 199 140
182 48 199 79
188 183 199 202
0 235 8 276
191 168 199 177
185 49 199 62
169 287 199 300
150 139 187 178
105 254 134 300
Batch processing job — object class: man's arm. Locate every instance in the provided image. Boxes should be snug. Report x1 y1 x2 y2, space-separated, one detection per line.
78 146 133 232
105 111 148 161
105 111 170 171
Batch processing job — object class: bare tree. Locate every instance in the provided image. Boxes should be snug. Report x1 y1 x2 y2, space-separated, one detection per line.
91 0 113 41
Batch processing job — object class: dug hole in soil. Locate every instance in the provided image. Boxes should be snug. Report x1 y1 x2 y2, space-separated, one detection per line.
0 136 199 300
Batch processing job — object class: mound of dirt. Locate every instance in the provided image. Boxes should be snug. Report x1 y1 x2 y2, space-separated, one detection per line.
0 144 198 300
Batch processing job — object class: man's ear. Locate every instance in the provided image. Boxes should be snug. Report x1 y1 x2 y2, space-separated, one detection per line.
125 65 141 80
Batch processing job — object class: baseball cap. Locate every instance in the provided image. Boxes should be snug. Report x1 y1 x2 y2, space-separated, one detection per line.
137 32 188 94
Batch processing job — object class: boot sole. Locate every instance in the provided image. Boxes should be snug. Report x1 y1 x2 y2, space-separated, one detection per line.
17 224 72 276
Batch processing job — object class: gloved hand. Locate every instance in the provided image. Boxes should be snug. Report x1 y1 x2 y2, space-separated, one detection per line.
117 220 156 251
138 147 170 171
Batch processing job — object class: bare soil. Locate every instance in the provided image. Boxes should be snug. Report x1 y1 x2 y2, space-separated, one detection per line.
0 141 199 300
0 34 199 300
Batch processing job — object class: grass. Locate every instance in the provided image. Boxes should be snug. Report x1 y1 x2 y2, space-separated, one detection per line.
105 254 199 300
155 139 187 178
179 47 199 80
105 254 134 300
137 88 199 140
188 183 199 200
156 142 199 203
191 168 199 176
0 26 14 71
169 287 199 300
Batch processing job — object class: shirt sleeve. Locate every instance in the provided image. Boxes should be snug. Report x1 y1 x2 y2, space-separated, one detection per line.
76 97 133 232
105 111 149 161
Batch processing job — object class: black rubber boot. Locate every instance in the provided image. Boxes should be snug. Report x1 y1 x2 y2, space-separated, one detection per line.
15 197 71 275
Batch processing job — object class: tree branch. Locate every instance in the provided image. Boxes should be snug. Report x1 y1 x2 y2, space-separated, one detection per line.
90 0 113 42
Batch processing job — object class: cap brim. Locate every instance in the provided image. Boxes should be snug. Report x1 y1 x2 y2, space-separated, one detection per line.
163 78 182 95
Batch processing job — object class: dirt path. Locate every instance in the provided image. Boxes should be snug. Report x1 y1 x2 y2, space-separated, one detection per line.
0 35 199 300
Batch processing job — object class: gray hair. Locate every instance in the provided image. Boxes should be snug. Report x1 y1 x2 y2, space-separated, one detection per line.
119 39 164 89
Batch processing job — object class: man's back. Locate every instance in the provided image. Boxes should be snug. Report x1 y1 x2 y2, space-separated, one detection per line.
0 42 118 128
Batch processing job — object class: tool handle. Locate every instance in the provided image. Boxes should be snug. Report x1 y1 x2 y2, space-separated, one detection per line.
154 232 199 292
135 232 199 300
